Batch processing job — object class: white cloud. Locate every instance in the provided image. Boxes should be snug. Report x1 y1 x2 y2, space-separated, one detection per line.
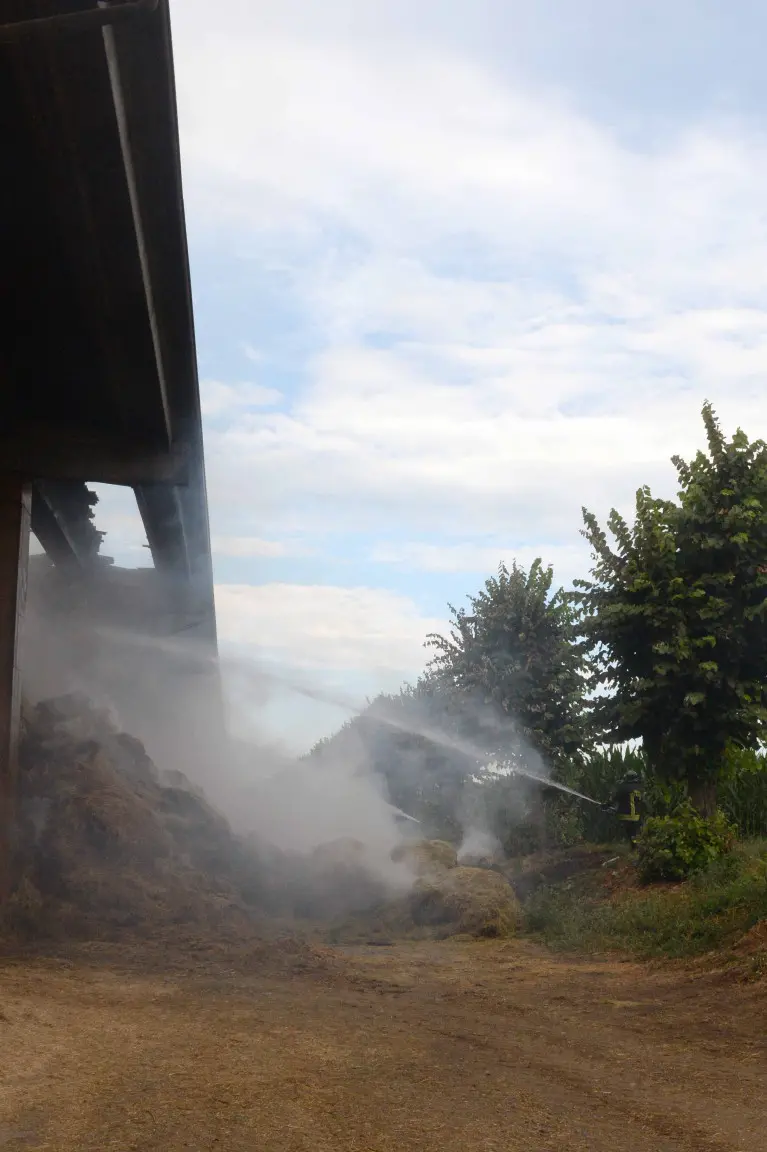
242 344 265 363
170 18 767 559
88 485 150 566
214 583 446 674
371 541 590 585
200 380 281 418
212 535 310 558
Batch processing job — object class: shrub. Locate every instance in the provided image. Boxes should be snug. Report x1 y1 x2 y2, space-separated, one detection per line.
636 802 736 883
524 840 767 959
719 746 767 839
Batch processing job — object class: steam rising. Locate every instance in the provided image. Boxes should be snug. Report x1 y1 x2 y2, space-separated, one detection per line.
19 561 420 901
458 827 502 863
19 557 571 917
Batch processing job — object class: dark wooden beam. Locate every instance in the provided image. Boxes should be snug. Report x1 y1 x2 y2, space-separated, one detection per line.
0 473 30 902
31 484 84 569
102 18 171 442
0 0 158 43
134 483 190 579
0 5 174 448
1 425 188 487
0 0 218 684
31 481 104 569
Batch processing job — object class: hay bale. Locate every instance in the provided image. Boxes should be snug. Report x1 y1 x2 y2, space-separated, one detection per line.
391 839 458 879
58 750 172 864
312 838 367 868
458 854 498 871
306 839 385 920
6 695 266 942
411 866 521 938
733 919 767 959
0 876 45 940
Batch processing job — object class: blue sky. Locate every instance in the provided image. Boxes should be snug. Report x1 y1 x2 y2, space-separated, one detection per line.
86 0 767 751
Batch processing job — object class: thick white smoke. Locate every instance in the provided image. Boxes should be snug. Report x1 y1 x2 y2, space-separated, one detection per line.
20 558 413 890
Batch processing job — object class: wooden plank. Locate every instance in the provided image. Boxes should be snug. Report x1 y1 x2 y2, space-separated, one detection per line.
0 425 188 487
0 473 31 902
1 12 174 448
31 481 104 569
134 483 190 578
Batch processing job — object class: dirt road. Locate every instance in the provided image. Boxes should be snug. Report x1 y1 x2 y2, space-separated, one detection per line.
0 938 764 1151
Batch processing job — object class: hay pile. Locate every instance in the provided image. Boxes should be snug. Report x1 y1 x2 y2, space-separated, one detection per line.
736 919 767 955
729 919 767 980
301 839 389 920
411 867 521 939
3 694 266 942
391 839 458 880
2 695 518 948
328 863 521 943
326 840 521 943
2 695 397 942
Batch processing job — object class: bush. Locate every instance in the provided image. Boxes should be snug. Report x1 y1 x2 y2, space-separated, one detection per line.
553 744 766 848
719 746 767 839
636 802 736 883
524 840 767 959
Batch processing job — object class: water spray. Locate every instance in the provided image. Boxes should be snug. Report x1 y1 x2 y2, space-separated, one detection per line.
505 768 602 807
88 625 602 809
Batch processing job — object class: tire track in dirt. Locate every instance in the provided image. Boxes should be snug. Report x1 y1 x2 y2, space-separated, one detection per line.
0 942 764 1151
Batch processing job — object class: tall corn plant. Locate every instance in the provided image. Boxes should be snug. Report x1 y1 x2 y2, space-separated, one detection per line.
719 746 767 838
560 743 767 847
570 747 650 843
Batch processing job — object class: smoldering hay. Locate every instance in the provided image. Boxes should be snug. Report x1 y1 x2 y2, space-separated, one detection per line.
3 693 418 941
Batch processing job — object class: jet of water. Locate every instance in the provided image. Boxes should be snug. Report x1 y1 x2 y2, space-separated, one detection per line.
504 769 602 807
89 625 602 807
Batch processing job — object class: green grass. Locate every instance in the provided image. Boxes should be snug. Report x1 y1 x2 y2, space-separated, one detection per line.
524 839 767 960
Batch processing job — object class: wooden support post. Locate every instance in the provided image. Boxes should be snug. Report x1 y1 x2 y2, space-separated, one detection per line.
0 474 31 903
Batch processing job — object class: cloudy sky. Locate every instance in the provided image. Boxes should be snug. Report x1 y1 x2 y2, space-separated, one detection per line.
91 0 767 750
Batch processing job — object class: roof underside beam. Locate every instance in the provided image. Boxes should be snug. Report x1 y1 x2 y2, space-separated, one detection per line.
0 0 158 43
134 483 190 580
0 3 173 451
0 426 188 487
30 480 103 569
134 481 217 646
0 0 217 653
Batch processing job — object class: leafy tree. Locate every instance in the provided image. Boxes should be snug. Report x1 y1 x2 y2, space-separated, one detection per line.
636 804 736 883
576 404 767 815
425 559 589 776
308 561 588 846
363 683 471 840
305 683 471 841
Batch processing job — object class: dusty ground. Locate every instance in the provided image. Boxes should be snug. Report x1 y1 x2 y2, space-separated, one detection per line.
0 938 764 1152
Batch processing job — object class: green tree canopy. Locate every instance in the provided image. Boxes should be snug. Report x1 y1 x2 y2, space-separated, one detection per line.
425 559 589 775
305 681 472 841
575 403 767 814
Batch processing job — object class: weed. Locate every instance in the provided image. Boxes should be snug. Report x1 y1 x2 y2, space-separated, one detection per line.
524 840 767 959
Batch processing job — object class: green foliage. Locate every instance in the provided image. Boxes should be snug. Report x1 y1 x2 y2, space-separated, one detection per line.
482 775 583 856
524 841 767 959
566 746 646 844
636 802 736 883
511 744 681 852
306 406 767 864
719 746 767 838
532 743 767 853
305 682 471 843
574 404 767 813
426 559 588 772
